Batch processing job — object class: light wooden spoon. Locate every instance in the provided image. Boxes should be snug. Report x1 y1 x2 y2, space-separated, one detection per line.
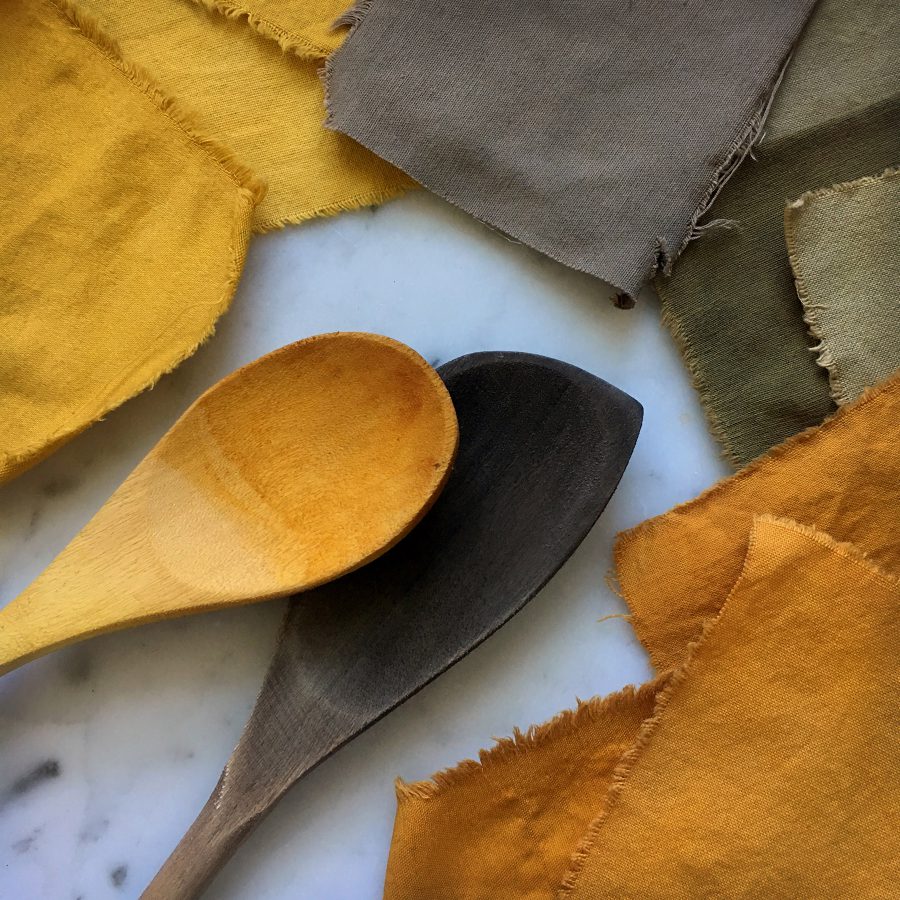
143 351 642 899
0 333 457 676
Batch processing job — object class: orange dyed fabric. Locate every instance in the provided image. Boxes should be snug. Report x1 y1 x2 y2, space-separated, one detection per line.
616 372 900 672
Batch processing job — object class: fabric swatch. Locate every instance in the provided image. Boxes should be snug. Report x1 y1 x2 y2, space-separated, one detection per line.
786 166 900 405
384 518 900 898
384 681 663 900
0 0 263 486
615 372 900 673
325 0 817 301
78 0 413 232
656 0 900 465
562 517 899 899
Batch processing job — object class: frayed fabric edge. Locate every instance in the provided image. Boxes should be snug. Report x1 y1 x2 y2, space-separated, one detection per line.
253 183 411 233
0 84 258 486
47 0 266 206
559 515 889 896
785 166 900 407
655 278 744 468
612 369 900 668
394 678 668 803
189 0 333 60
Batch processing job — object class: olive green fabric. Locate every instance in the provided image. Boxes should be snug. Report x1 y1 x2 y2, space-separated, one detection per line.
786 167 900 405
656 0 900 466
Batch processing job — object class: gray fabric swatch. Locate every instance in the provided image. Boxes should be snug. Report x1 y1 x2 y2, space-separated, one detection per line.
325 0 818 300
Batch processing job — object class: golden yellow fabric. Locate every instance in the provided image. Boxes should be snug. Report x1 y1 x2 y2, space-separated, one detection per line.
384 518 900 898
0 0 263 486
615 371 900 672
385 682 663 900
563 517 900 898
78 0 413 232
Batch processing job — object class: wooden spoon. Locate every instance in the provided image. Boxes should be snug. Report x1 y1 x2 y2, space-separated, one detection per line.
143 351 643 899
0 334 457 675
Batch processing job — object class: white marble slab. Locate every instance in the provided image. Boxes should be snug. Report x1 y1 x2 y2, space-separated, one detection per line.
0 191 729 900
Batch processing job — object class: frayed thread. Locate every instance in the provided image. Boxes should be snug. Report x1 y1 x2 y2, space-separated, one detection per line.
190 0 330 59
394 678 668 803
681 51 793 249
253 185 410 233
332 0 374 30
785 166 900 406
656 279 742 467
48 0 266 205
558 519 766 895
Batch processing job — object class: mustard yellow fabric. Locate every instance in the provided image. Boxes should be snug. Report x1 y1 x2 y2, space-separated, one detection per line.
0 0 263 486
385 682 663 900
563 517 900 898
78 0 413 232
615 371 900 672
786 166 900 405
384 518 900 898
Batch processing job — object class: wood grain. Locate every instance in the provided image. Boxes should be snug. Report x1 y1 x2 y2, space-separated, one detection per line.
0 334 457 674
142 351 642 899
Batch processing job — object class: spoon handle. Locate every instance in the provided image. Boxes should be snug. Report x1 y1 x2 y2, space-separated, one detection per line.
142 776 260 900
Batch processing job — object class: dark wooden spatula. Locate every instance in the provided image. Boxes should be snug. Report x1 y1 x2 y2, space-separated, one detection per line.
142 351 643 899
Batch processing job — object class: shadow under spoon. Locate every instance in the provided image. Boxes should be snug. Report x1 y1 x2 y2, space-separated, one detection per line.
142 351 643 899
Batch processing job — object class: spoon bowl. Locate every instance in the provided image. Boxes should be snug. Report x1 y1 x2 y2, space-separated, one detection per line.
0 333 457 675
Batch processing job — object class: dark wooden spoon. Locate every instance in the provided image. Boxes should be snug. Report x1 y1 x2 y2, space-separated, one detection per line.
142 351 643 899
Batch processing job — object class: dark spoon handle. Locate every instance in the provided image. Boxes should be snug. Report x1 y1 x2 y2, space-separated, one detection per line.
141 779 259 900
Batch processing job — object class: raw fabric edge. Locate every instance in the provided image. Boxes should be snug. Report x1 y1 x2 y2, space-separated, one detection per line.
320 0 648 306
190 0 334 60
655 277 744 467
47 0 266 205
0 187 256 485
785 166 900 406
558 515 899 896
611 368 900 669
253 184 412 233
393 677 668 803
0 4 260 484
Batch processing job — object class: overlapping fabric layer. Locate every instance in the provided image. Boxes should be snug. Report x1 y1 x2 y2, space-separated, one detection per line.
383 375 900 897
78 0 413 232
787 167 900 405
0 0 263 485
656 0 900 465
326 0 817 300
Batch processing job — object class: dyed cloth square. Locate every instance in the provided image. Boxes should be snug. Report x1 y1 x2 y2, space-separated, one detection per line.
0 0 262 484
326 0 816 300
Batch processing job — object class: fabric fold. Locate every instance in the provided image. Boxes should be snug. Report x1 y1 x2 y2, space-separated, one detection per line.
78 0 412 232
615 372 900 673
655 0 900 465
562 517 899 898
786 166 900 405
0 0 263 485
325 0 817 300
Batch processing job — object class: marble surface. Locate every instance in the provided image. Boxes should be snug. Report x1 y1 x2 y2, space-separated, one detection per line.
0 191 729 900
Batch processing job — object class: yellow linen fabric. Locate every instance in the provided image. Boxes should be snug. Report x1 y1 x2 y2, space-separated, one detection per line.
0 0 263 486
384 518 900 898
786 167 900 405
385 682 663 900
563 517 900 898
78 0 413 232
615 372 900 672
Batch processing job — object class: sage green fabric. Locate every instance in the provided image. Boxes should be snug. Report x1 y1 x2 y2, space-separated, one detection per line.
655 0 900 466
786 167 900 405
